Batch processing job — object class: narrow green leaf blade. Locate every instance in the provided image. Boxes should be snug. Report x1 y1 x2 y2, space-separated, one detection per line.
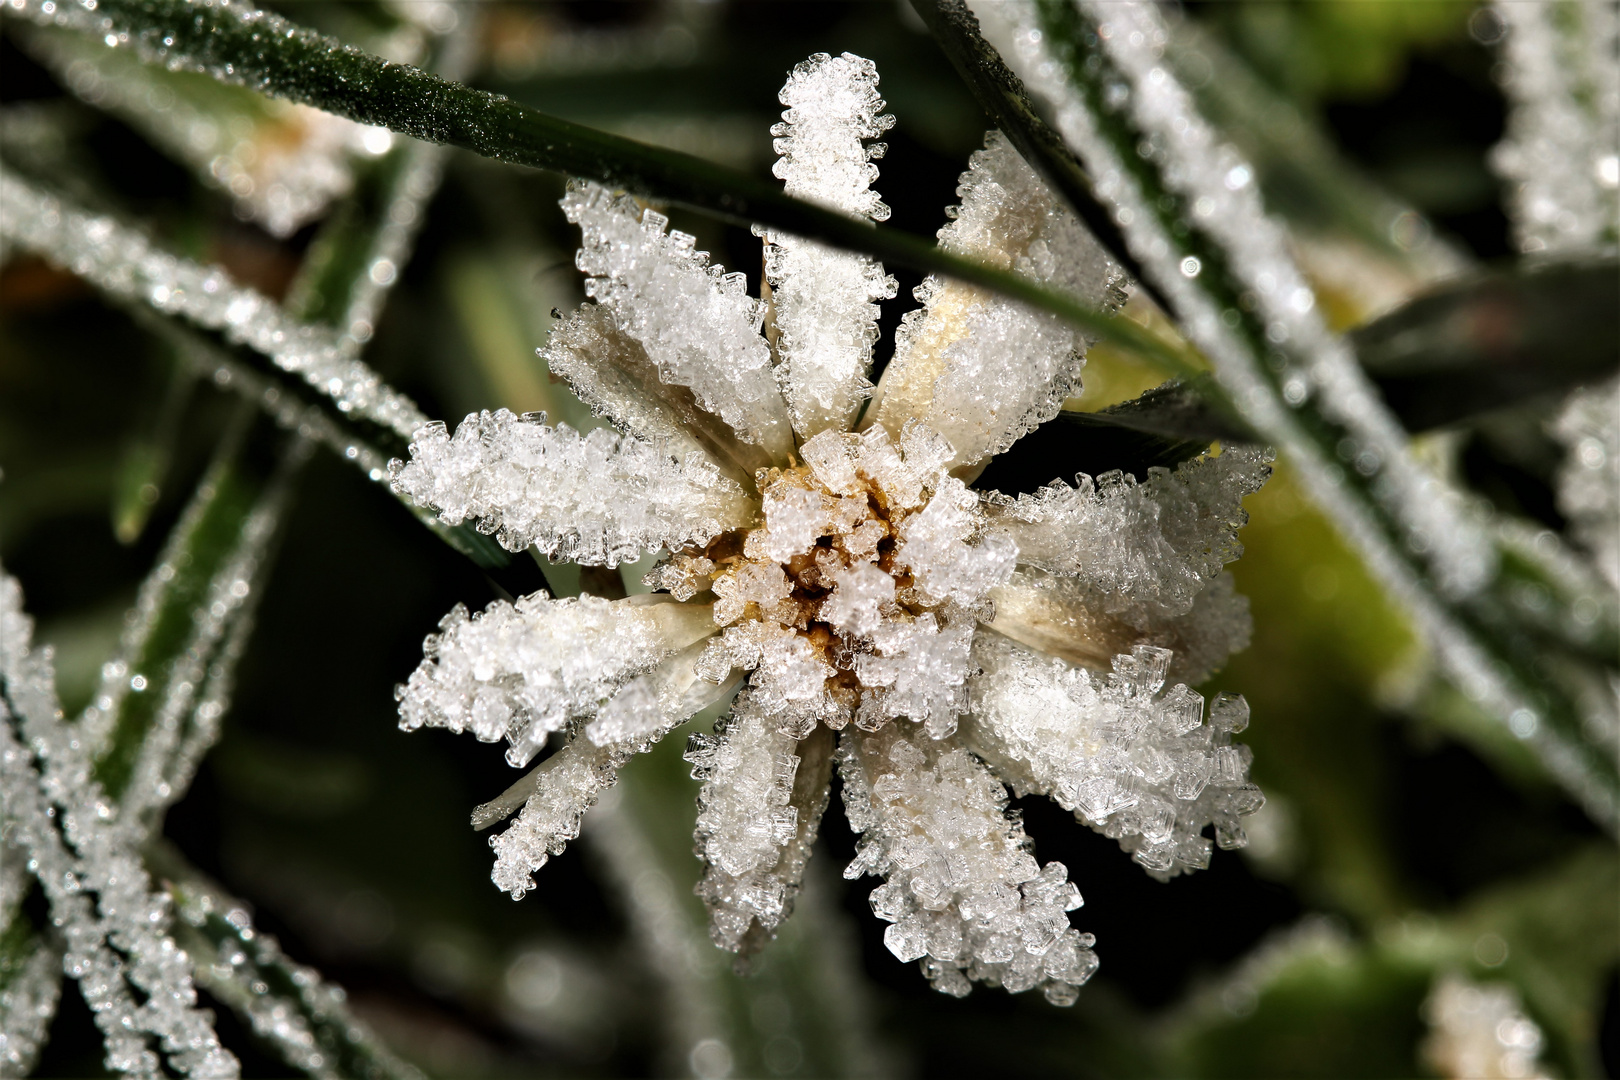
3 0 1200 372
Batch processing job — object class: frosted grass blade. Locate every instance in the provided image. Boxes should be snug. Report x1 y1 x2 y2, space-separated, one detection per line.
970 0 1618 830
0 0 1199 372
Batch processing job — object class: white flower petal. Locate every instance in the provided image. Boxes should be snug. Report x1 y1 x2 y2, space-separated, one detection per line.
987 567 1252 687
760 52 898 439
389 408 756 565
966 631 1264 880
563 181 794 462
688 692 834 953
985 447 1271 622
868 131 1126 470
397 592 717 768
542 302 774 485
838 724 1097 1003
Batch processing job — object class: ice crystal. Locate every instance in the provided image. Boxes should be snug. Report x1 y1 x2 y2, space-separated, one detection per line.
564 181 794 462
1491 1 1620 254
389 408 755 565
0 572 238 1079
839 725 1098 1003
397 50 1271 1001
868 131 1126 471
1551 378 1620 592
986 447 1272 622
758 52 899 438
1421 974 1552 1080
968 633 1263 879
397 591 718 768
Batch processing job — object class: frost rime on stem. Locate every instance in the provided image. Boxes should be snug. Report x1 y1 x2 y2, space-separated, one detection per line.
0 167 428 441
0 573 238 1079
1491 0 1620 254
1551 378 1620 592
389 408 755 566
869 131 1125 471
758 52 899 439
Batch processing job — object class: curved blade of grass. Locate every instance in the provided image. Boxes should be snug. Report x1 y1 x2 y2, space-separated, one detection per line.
110 344 197 545
89 404 287 804
1 0 1201 377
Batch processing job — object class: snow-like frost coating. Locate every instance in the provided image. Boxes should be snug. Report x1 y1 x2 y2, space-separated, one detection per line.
986 446 1273 622
759 52 899 438
686 694 833 952
389 408 755 565
397 592 716 768
1551 378 1620 591
839 724 1098 1004
564 181 794 461
869 131 1125 469
968 632 1264 879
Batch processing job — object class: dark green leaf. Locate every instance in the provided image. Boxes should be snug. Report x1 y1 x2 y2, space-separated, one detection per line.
1352 256 1620 431
975 378 1257 495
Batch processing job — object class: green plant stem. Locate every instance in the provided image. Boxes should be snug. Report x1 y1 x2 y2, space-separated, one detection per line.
7 0 1201 377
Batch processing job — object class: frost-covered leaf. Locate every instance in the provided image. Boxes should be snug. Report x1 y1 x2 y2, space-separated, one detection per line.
2 0 1174 363
151 847 425 1080
971 0 1619 829
0 572 238 1078
15 22 375 238
0 167 429 442
1491 0 1620 254
1551 377 1620 592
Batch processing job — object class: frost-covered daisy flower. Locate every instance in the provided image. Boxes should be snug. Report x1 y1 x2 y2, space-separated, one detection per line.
390 53 1270 1004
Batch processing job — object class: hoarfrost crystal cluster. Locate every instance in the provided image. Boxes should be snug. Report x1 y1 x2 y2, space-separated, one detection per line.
1 573 239 1079
392 52 1270 1000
